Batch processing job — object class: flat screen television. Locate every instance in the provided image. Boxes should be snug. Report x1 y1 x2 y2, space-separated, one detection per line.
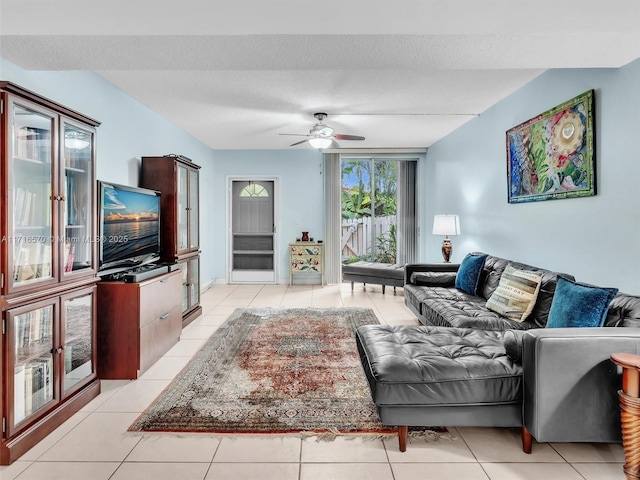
97 181 161 274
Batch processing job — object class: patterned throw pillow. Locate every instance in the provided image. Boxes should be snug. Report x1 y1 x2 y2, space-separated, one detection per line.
546 277 618 328
486 265 543 322
454 253 487 295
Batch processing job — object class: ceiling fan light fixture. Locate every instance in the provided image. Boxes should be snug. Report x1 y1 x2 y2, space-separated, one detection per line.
308 137 332 149
281 113 363 149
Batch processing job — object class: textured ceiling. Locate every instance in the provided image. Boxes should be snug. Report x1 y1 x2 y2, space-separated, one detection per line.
2 0 639 149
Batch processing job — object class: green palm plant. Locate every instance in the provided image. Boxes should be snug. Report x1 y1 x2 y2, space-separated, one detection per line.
341 186 372 219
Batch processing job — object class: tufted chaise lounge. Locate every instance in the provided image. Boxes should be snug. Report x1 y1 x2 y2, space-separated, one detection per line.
356 324 527 452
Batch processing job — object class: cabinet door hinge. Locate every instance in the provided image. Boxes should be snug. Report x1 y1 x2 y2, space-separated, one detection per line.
0 98 4 115
0 272 4 288
2 417 5 434
2 318 5 335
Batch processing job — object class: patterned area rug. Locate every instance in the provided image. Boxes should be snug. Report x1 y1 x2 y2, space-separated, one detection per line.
129 307 397 436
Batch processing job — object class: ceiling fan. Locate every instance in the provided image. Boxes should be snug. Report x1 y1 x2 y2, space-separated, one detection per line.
280 113 365 149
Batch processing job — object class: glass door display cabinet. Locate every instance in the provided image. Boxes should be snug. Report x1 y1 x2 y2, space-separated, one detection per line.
176 161 200 255
2 83 98 297
5 287 96 438
1 82 101 465
179 256 200 319
141 155 202 327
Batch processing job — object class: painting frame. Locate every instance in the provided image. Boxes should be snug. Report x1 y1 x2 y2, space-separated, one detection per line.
506 90 595 204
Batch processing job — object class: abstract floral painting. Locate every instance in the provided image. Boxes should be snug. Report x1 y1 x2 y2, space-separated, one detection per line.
506 90 595 203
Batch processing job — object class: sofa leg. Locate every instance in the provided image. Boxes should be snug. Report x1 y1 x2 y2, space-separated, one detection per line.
382 285 386 294
521 426 532 454
351 281 354 291
398 425 408 452
393 286 397 295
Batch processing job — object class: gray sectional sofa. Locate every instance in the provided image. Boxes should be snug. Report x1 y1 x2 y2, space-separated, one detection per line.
356 252 640 452
403 254 575 330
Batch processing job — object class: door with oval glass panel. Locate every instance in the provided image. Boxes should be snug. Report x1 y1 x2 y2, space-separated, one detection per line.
229 179 277 283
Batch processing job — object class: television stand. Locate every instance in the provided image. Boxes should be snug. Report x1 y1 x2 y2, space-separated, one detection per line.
97 270 182 379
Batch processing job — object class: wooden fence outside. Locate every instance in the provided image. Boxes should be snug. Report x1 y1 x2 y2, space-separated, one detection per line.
341 215 396 260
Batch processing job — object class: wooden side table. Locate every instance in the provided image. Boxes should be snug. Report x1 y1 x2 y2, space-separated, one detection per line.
611 353 640 480
290 242 324 285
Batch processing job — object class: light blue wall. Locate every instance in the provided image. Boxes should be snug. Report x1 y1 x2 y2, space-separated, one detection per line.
1 58 325 286
5 56 638 292
1 58 217 284
423 59 640 294
210 149 324 283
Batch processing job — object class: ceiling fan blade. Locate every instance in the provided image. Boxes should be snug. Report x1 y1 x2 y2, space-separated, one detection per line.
334 134 365 141
279 133 309 137
290 139 309 147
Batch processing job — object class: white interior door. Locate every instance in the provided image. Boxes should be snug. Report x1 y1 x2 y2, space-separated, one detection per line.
229 179 277 283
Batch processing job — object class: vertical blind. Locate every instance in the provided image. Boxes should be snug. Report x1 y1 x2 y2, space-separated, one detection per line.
323 153 342 284
397 160 417 265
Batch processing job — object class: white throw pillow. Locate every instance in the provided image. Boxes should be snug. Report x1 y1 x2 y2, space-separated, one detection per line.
486 265 543 322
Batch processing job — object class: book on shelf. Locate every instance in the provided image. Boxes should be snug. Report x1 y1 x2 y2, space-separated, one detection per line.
15 127 51 162
14 357 54 422
24 366 33 418
14 187 34 227
37 245 52 279
64 241 75 272
24 189 34 225
14 184 51 227
13 357 54 421
13 239 52 283
13 242 34 282
14 187 26 225
66 172 75 225
15 127 37 160
14 366 26 424
15 307 52 349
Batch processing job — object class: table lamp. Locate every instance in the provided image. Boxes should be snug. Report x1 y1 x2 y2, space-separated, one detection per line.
432 214 460 263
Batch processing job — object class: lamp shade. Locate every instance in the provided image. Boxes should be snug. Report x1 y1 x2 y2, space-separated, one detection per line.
432 214 460 236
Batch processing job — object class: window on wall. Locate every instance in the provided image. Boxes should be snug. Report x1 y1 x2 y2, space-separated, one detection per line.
240 183 269 197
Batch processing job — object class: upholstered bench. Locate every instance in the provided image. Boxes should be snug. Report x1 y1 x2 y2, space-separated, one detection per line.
342 261 405 294
355 324 527 452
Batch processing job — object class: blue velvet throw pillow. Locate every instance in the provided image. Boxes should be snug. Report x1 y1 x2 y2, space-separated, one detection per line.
546 277 618 328
454 253 487 295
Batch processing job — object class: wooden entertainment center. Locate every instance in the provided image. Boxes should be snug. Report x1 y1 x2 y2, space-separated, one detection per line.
96 270 182 379
0 82 101 464
0 85 203 465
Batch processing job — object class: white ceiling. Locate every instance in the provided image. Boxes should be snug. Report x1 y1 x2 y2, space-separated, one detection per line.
2 0 639 150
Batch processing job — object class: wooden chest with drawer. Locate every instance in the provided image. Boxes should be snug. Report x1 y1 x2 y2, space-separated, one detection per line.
96 270 182 379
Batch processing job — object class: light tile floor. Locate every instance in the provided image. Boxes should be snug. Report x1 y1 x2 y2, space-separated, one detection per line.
1 283 626 480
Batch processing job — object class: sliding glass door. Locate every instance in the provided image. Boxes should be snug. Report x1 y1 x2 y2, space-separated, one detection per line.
341 159 401 264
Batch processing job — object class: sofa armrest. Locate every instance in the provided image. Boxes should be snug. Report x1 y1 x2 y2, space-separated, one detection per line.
404 263 459 285
521 327 640 443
